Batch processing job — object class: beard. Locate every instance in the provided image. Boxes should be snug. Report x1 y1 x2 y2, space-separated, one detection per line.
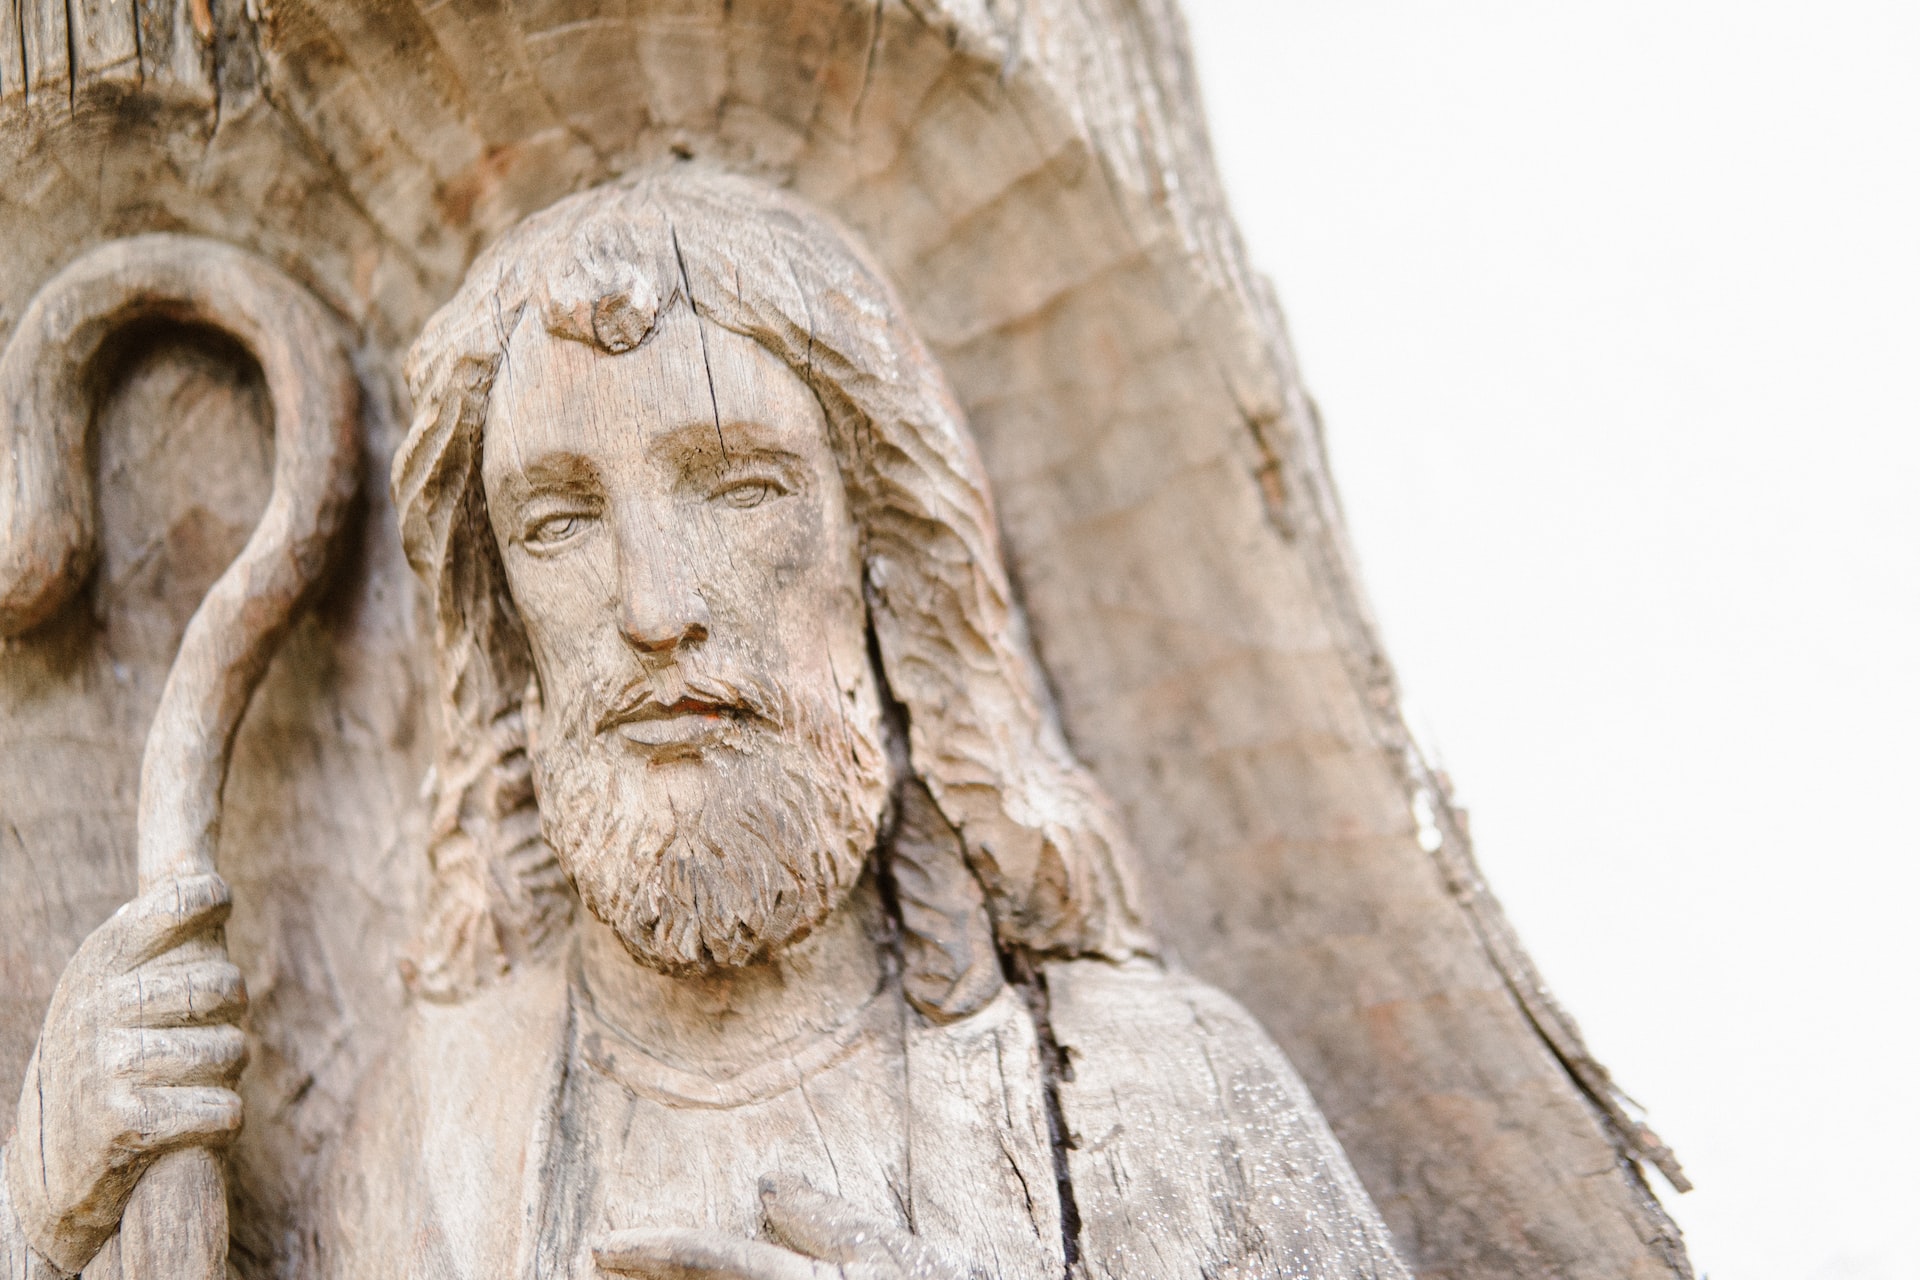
529 654 891 974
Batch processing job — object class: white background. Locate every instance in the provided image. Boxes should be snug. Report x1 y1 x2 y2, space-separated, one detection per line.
1178 3 1920 1278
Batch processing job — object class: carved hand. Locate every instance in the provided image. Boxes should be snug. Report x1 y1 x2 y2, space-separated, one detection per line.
2 873 247 1273
592 1175 970 1280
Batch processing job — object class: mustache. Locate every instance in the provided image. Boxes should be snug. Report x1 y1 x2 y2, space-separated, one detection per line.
584 661 785 736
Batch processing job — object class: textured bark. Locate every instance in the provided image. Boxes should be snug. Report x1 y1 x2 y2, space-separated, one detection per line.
0 2 1689 1277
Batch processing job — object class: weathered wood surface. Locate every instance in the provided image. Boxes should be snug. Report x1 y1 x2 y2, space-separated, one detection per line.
0 2 1689 1277
304 164 1404 1279
0 233 359 1277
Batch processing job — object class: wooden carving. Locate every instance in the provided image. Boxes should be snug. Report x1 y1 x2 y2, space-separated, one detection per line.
1 234 359 1280
0 3 1691 1279
5 169 1409 1279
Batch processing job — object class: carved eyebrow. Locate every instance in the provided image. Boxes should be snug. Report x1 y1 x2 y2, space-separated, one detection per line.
649 419 811 475
494 451 605 505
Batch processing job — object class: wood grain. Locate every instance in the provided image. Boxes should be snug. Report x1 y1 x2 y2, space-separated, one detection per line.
0 3 1692 1277
0 234 358 1277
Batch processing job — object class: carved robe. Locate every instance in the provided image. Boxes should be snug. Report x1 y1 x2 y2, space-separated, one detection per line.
321 952 1407 1280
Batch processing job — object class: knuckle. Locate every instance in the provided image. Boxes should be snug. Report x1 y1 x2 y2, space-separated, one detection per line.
207 1090 245 1133
124 970 173 1010
205 1025 249 1066
139 872 232 931
170 872 232 912
124 973 173 1019
210 964 249 1009
180 1090 245 1146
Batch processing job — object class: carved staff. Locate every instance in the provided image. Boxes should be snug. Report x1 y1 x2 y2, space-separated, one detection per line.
0 235 360 1278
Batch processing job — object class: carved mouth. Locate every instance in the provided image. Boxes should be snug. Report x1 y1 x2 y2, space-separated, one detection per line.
598 693 752 749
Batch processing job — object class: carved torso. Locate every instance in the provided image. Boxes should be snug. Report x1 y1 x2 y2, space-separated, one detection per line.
319 937 1404 1279
553 979 915 1267
532 893 1060 1280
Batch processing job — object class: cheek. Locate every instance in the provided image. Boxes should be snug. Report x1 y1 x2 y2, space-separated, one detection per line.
708 493 850 600
701 496 865 660
502 545 615 689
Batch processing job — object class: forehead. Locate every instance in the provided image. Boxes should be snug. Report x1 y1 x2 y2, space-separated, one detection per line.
482 304 828 477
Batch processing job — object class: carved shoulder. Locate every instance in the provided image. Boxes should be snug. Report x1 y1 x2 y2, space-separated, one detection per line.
1044 960 1410 1280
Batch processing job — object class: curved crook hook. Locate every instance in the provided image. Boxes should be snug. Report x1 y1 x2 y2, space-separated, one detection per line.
0 233 360 882
0 233 360 1279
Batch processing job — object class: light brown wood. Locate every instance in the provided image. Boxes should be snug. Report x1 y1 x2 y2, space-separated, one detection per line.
307 172 1404 1275
0 3 1692 1278
66 0 139 90
0 234 358 1277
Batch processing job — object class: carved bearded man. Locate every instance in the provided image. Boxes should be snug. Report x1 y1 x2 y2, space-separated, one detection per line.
4 170 1410 1280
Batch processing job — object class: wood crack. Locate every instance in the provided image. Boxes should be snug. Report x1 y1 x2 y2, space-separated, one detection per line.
1008 956 1081 1280
60 0 72 111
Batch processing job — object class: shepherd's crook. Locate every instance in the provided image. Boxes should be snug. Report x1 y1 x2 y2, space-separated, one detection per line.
1 234 360 1278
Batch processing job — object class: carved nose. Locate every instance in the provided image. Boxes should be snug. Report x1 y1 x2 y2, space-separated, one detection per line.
614 507 712 654
621 611 709 654
618 598 710 660
617 579 711 654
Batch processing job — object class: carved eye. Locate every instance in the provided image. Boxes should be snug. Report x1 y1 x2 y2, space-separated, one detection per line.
716 479 782 510
526 512 591 548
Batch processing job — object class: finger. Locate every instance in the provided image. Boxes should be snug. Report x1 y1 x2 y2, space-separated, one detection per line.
761 1177 951 1278
107 1025 248 1088
117 1086 244 1154
112 962 248 1027
592 1228 830 1280
103 874 232 971
759 1176 874 1266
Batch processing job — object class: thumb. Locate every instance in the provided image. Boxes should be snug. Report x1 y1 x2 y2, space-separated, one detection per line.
99 874 232 972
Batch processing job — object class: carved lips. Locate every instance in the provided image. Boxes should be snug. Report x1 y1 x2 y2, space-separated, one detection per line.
592 669 776 755
601 692 749 749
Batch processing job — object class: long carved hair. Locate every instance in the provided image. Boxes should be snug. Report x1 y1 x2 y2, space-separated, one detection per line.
393 167 1150 1009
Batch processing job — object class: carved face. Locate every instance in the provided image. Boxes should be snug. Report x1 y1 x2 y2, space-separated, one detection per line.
481 304 890 973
